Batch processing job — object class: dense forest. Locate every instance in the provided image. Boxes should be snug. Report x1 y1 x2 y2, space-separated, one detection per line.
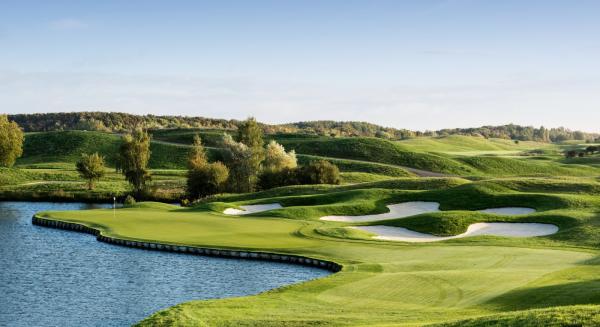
7 112 599 143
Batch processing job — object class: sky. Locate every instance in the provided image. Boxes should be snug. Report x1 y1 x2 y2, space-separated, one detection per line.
1 0 599 132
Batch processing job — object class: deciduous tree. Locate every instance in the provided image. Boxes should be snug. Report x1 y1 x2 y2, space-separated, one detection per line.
187 162 229 199
262 141 297 172
220 134 254 192
235 117 264 191
0 115 24 167
119 129 151 195
76 152 105 190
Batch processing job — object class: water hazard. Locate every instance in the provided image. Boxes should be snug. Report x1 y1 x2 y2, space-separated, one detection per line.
0 202 329 326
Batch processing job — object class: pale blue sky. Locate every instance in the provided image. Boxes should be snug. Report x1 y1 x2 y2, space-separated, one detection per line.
1 0 599 131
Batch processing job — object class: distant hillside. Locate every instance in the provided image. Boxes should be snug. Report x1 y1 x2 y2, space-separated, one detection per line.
18 131 193 169
7 112 599 142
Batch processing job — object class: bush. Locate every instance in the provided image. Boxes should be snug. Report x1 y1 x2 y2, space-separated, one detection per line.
124 195 136 206
297 160 340 185
258 160 340 190
186 162 229 199
258 167 299 190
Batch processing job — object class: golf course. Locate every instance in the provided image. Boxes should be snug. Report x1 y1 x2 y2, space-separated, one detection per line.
35 172 600 326
3 115 600 326
4 2 600 325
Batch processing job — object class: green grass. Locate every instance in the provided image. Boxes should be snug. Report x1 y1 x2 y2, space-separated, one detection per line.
396 135 552 154
456 156 598 177
298 154 415 177
339 172 395 184
277 136 475 174
18 130 191 169
277 136 600 177
0 166 186 202
36 175 600 326
150 128 231 147
431 305 600 327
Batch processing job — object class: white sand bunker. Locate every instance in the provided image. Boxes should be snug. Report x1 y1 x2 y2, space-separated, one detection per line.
478 207 536 215
320 201 440 222
354 222 558 243
223 203 283 215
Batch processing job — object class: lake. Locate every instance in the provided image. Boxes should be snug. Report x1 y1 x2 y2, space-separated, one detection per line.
0 202 329 326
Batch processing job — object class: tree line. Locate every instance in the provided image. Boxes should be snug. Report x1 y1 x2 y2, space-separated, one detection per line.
74 117 340 202
9 112 598 143
185 118 340 201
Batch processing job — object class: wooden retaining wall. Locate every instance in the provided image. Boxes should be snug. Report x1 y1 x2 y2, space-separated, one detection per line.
32 215 342 273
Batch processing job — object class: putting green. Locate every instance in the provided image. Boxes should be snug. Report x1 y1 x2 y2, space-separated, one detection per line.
39 202 600 326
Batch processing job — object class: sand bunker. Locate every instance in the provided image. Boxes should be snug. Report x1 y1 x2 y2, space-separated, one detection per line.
354 222 558 243
223 203 283 215
477 207 536 215
319 201 440 222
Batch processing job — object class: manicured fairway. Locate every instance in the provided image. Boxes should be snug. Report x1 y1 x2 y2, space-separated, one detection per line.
39 178 600 326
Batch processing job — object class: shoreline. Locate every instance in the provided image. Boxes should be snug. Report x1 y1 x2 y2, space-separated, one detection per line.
31 215 342 273
0 192 180 204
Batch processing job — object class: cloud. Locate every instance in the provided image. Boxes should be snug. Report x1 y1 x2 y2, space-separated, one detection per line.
50 19 88 30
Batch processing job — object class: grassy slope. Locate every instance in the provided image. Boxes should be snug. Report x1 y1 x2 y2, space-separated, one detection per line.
18 131 190 169
0 167 186 202
297 154 414 177
0 131 190 201
277 136 475 174
396 135 552 154
277 136 599 177
39 177 600 326
150 128 231 147
431 305 600 327
110 129 600 177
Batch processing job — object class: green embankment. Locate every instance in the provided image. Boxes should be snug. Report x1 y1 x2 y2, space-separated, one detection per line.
0 131 190 201
150 128 231 147
18 131 190 169
118 130 600 177
37 176 600 326
431 305 600 327
396 135 552 154
277 136 475 174
280 136 599 177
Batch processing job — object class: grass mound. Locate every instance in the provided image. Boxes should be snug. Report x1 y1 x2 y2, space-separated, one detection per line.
372 211 576 238
339 172 394 184
18 131 190 169
210 177 469 203
298 154 414 177
396 135 551 153
277 136 475 174
457 156 598 177
150 128 230 147
20 131 121 165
